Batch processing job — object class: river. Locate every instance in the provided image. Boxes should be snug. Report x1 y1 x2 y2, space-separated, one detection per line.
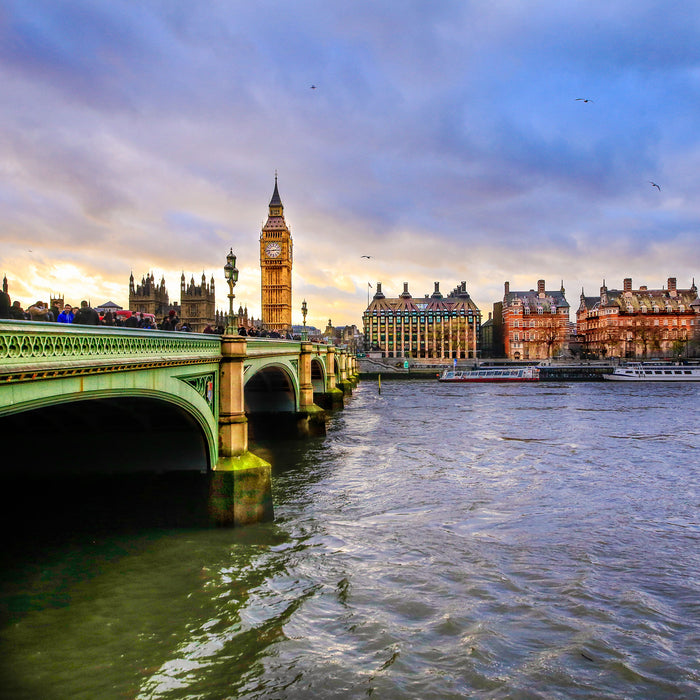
1 379 698 699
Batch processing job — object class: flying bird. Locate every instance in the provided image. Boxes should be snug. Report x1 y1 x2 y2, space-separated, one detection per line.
649 181 661 190
361 255 373 259
310 85 317 89
575 98 593 103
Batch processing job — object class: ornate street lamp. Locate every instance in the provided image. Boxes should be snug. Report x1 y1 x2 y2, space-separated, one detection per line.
301 299 308 340
224 248 239 334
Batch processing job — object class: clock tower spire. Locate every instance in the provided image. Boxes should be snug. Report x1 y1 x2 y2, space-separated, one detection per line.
260 174 293 332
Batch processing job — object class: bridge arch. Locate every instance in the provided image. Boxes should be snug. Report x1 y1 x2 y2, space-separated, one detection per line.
244 363 298 413
0 359 221 474
0 393 213 475
311 357 326 393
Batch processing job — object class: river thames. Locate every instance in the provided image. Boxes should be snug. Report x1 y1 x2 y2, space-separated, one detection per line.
1 379 698 699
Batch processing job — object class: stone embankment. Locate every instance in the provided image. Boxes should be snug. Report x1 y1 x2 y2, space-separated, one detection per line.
357 358 614 381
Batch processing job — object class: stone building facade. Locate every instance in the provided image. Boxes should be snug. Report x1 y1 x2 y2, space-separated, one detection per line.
577 277 700 358
180 272 216 333
363 281 481 359
129 272 171 318
501 280 570 360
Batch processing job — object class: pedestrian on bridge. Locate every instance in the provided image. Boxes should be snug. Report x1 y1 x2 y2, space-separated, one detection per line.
28 301 52 322
57 305 74 323
72 301 99 325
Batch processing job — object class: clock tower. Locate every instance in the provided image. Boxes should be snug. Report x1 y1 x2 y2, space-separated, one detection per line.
260 175 293 332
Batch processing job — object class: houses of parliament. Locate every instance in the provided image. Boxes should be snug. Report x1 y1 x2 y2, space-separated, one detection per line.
129 177 293 333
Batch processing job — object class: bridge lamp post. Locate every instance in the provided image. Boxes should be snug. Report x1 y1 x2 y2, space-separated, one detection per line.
224 249 239 335
301 299 308 341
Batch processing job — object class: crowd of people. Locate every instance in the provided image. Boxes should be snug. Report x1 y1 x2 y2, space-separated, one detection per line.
0 293 300 337
202 324 295 339
0 295 182 330
0 295 109 325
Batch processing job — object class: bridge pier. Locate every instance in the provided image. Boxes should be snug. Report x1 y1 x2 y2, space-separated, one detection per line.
346 354 359 387
298 340 327 435
212 335 273 526
315 345 344 409
336 347 354 395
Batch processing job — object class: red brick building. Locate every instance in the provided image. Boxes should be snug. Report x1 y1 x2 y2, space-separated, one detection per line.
502 280 570 360
577 277 700 359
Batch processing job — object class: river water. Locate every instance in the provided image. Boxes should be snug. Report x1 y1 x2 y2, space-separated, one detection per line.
1 379 699 699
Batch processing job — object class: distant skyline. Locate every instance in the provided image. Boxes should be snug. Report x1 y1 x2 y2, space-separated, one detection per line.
2 1 700 327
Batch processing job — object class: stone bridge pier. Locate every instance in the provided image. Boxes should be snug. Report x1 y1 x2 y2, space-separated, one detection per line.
210 335 273 526
298 341 327 435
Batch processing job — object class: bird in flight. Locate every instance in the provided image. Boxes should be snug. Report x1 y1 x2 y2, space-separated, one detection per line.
575 98 593 103
310 85 317 89
649 181 661 190
361 255 373 259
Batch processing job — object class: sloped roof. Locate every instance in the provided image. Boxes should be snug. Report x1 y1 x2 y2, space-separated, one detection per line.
505 288 570 311
367 283 480 313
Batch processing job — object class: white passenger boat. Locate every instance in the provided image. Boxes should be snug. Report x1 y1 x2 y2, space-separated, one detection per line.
438 366 540 383
604 363 700 381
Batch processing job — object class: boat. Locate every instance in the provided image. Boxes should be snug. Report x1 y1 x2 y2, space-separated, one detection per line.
438 366 540 382
604 363 700 381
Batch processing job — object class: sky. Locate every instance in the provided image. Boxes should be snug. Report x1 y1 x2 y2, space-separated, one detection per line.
2 0 700 328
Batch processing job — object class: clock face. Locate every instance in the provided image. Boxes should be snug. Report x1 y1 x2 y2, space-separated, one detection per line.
265 242 281 258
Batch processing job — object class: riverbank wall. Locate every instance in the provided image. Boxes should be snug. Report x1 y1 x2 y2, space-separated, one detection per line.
358 357 614 381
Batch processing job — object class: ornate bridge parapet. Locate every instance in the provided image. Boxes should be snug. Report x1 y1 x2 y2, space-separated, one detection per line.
0 319 221 381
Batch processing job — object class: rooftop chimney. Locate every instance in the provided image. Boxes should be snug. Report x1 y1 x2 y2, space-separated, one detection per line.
623 278 632 293
538 279 545 297
668 277 677 297
400 282 412 299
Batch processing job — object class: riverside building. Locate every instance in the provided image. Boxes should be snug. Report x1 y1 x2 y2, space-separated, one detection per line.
363 281 481 359
577 277 700 359
501 280 570 360
179 272 216 333
129 272 171 319
129 270 218 331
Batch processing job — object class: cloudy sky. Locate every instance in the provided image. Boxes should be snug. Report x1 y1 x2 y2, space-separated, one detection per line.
2 1 700 327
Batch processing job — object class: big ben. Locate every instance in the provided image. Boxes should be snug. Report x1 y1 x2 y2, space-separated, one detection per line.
260 175 293 332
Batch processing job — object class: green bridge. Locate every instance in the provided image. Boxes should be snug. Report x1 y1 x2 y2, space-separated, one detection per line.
0 320 358 526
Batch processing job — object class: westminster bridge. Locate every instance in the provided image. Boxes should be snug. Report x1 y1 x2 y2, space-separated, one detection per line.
0 320 358 526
